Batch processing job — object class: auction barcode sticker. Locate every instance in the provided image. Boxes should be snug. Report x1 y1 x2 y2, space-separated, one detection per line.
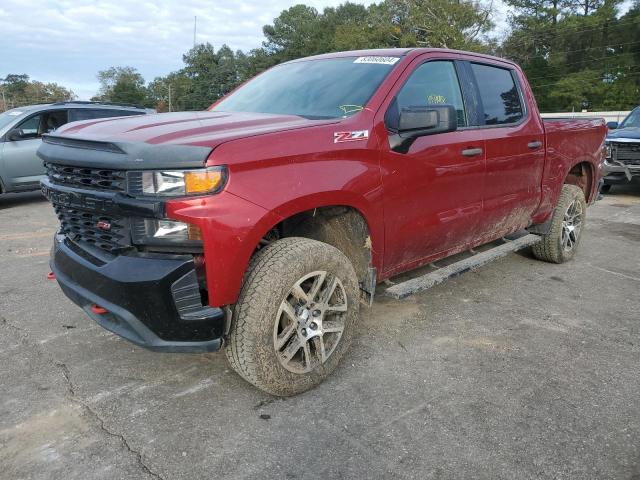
353 56 400 65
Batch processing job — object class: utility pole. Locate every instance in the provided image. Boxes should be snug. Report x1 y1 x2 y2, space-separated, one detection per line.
193 16 197 48
168 84 172 112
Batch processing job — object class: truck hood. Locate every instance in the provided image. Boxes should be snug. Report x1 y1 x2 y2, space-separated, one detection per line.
39 111 338 170
607 127 640 141
56 110 338 148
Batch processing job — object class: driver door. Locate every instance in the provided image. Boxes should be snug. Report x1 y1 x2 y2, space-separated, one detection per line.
379 58 486 275
3 110 67 190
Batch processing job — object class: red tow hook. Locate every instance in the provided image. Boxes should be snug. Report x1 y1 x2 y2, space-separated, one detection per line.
91 304 108 315
47 272 56 281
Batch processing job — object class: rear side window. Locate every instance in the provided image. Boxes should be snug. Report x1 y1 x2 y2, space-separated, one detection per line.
69 109 144 122
395 61 467 127
471 63 523 125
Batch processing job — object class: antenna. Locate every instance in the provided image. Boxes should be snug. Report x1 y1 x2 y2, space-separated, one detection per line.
193 16 197 48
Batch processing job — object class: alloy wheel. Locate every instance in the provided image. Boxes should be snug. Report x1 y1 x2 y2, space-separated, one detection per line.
561 198 583 252
273 270 348 374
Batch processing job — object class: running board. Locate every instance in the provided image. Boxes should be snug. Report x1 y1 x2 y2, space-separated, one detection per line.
385 234 542 300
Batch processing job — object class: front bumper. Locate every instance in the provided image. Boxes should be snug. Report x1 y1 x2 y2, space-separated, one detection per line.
51 234 225 352
603 145 640 184
603 160 638 184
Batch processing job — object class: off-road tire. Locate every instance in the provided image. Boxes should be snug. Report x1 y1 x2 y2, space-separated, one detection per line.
532 184 586 264
225 237 360 396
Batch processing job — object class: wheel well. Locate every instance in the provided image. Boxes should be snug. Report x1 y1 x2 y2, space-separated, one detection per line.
564 162 593 201
260 206 373 287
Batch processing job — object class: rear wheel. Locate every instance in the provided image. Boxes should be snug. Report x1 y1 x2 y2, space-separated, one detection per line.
532 184 586 264
225 237 360 396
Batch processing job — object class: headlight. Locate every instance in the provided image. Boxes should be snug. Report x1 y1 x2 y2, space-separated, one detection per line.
605 145 612 159
131 219 203 247
137 166 227 196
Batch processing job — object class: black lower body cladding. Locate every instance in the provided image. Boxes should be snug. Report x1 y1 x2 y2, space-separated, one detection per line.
51 234 225 353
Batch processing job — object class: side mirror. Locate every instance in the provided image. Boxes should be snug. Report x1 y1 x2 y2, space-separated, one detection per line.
6 129 24 142
398 105 457 138
606 121 618 130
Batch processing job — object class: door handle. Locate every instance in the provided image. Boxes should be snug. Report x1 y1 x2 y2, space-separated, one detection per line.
461 147 483 157
527 140 543 149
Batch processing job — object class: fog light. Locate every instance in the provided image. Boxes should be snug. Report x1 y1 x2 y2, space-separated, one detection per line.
132 219 203 247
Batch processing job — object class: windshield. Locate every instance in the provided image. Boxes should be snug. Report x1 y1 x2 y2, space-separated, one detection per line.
0 109 26 131
212 56 400 119
619 108 640 128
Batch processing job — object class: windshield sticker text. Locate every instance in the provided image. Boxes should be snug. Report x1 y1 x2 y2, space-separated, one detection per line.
334 130 369 143
427 95 446 104
354 56 400 65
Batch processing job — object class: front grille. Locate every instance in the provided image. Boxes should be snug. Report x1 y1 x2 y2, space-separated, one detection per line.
53 203 127 252
46 163 127 192
611 143 640 166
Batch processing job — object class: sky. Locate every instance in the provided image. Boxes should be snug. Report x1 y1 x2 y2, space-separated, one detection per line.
0 0 632 100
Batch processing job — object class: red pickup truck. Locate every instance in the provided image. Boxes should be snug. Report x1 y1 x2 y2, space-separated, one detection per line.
39 49 606 395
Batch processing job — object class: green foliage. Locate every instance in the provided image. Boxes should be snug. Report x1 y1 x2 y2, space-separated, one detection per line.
502 0 639 111
378 0 494 50
0 74 75 111
92 66 149 106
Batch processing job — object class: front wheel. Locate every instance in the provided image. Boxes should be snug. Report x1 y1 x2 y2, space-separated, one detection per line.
532 184 587 264
225 237 360 396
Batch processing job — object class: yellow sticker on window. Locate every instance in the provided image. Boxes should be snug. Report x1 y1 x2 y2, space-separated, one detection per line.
427 95 446 104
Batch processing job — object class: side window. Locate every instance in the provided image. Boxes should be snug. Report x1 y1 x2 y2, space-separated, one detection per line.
15 115 41 139
69 109 145 122
470 63 524 125
69 109 93 122
395 61 467 127
114 110 145 117
41 110 69 134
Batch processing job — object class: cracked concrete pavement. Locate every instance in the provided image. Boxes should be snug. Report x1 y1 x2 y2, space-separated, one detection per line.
1 185 639 479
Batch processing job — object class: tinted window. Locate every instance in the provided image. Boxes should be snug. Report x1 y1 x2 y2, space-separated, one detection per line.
42 110 68 133
471 63 523 125
395 61 467 127
213 57 397 119
69 109 144 121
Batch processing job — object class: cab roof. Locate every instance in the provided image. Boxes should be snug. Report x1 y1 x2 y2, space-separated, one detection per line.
287 48 518 68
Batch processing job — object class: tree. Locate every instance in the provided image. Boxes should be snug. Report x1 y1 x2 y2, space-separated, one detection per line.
501 0 637 111
0 74 75 111
263 5 332 61
92 66 148 105
379 0 494 50
179 43 247 109
147 72 192 112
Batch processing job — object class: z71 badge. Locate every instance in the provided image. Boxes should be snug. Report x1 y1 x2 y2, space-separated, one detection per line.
334 130 369 143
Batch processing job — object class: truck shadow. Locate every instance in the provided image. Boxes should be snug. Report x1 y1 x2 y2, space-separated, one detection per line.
0 191 48 209
604 180 640 198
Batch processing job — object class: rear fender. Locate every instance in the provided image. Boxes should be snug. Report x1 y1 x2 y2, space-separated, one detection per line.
533 157 598 225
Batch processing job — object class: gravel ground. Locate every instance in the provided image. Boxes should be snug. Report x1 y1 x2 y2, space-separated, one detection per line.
1 185 638 480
